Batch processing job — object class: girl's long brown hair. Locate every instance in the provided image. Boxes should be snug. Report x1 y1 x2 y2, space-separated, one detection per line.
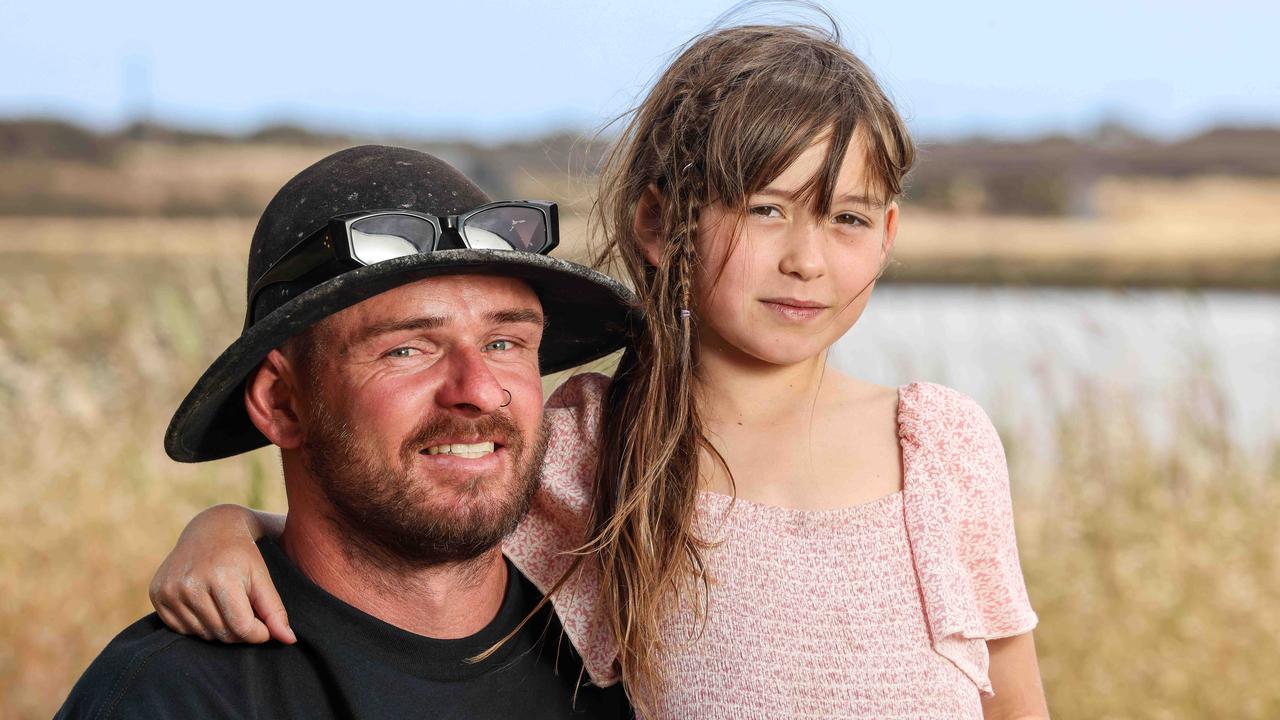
578 19 916 707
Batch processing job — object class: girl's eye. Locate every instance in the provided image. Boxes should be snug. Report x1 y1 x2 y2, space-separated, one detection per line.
833 213 868 227
747 205 782 219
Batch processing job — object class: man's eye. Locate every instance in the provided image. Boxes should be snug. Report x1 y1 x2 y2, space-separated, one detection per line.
386 347 420 359
483 340 513 352
747 205 782 218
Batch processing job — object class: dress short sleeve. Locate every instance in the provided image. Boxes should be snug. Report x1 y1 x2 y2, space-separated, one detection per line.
898 382 1039 693
502 372 621 686
941 387 1038 638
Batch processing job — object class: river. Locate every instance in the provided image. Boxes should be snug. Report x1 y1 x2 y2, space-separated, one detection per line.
828 286 1280 456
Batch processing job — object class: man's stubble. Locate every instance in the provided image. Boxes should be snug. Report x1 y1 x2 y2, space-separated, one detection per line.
300 395 547 576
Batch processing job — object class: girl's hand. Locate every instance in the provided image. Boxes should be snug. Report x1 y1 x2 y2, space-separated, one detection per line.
148 504 294 645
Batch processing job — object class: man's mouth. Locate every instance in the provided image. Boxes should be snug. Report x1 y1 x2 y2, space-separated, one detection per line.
422 441 497 459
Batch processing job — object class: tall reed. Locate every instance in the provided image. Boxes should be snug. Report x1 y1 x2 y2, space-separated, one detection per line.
2 244 1276 719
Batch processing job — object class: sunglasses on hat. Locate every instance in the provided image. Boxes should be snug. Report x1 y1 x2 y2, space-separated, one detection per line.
246 200 559 328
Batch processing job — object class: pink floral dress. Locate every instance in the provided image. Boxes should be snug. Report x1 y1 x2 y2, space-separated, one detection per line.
504 373 1038 719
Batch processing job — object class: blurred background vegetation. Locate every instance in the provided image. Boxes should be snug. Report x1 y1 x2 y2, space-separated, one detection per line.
2 116 1278 719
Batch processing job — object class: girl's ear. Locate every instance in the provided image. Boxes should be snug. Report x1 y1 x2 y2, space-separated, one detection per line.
633 184 665 267
880 200 900 264
244 349 305 450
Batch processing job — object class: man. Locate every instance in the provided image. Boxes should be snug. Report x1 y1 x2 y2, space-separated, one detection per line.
57 146 635 718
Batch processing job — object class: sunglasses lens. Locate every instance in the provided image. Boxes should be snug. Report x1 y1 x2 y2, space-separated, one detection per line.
462 206 548 252
348 214 438 265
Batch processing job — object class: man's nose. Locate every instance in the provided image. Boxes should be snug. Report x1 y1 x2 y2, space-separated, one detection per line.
434 347 508 415
777 223 826 280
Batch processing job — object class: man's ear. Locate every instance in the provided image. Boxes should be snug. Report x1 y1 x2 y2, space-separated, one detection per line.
633 184 665 267
244 349 305 450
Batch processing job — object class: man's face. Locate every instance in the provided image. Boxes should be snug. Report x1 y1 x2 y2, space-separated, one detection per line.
290 274 547 567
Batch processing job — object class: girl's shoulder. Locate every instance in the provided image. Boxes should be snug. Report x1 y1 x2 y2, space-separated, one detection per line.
535 371 612 493
896 381 1012 523
542 371 611 459
545 370 611 409
897 381 1005 462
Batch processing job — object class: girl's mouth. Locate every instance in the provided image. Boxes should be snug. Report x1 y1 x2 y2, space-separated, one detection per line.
759 298 829 321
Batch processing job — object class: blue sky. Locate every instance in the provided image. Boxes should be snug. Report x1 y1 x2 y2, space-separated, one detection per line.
3 0 1277 141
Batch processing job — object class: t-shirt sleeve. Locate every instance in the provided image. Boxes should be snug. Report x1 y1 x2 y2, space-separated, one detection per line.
55 616 248 719
941 389 1039 639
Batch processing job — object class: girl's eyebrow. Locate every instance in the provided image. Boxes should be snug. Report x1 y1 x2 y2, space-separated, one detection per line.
754 187 885 208
834 193 885 208
754 187 800 201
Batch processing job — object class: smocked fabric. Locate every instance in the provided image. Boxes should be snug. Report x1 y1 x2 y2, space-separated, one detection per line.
502 373 1037 716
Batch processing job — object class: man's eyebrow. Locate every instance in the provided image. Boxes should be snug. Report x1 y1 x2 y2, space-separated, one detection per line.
487 308 546 328
346 308 544 350
348 316 447 348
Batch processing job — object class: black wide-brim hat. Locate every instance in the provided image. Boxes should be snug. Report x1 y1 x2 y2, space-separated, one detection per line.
165 145 638 463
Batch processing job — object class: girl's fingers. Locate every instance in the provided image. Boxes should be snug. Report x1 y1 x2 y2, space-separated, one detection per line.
174 602 217 642
211 579 270 644
176 577 227 642
153 601 194 637
248 569 296 644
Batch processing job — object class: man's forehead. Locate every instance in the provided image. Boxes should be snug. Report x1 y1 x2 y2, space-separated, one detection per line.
336 274 542 333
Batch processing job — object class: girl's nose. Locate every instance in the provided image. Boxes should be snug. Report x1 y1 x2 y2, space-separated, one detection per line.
777 224 826 280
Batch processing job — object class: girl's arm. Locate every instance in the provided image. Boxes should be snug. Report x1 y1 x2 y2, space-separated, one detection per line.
148 504 294 645
982 631 1050 719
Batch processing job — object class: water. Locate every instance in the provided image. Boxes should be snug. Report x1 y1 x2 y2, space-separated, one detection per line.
828 286 1280 454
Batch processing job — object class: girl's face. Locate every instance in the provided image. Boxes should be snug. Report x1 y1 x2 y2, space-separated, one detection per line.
692 134 898 368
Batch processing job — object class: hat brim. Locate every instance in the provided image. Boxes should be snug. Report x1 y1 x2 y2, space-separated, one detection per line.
165 249 637 462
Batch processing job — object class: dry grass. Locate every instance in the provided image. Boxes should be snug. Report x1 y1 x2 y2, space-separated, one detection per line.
887 177 1280 288
902 177 1280 261
0 254 286 718
2 214 1278 718
0 216 255 257
1008 382 1280 719
0 142 347 216
6 128 1280 285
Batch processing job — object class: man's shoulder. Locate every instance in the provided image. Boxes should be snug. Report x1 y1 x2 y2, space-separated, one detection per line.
56 613 311 720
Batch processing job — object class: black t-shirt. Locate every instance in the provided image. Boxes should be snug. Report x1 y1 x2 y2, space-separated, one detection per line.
57 538 629 719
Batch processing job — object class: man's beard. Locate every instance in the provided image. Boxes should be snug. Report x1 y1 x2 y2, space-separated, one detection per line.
301 399 546 572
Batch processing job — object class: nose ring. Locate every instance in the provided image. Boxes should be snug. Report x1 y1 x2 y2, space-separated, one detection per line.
499 389 512 408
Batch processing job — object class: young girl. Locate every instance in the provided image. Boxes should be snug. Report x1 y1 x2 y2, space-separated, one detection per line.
150 22 1048 718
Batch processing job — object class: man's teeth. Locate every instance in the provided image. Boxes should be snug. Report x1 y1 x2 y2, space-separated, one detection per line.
425 441 496 458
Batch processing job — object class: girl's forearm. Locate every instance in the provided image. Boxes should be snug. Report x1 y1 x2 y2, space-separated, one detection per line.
248 508 286 539
982 632 1049 719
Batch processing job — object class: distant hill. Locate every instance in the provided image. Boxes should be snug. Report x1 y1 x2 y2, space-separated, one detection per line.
2 117 1278 217
908 124 1280 215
